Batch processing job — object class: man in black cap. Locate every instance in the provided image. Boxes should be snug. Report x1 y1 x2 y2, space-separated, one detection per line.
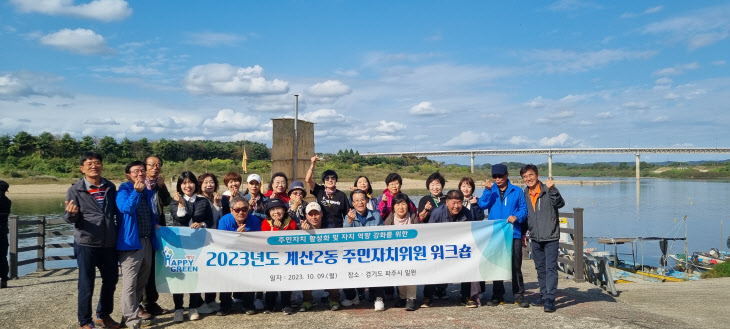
0 180 10 288
478 163 529 308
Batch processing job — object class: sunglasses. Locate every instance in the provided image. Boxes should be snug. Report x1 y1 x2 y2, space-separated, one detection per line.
492 174 505 179
232 207 247 213
324 175 337 181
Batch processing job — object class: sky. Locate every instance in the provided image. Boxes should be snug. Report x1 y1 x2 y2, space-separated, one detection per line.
1 1 729 164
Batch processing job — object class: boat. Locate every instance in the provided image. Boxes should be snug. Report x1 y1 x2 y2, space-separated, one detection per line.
594 236 702 282
669 248 729 272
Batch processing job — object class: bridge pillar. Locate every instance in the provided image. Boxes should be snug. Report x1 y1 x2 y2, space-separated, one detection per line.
635 153 640 180
548 153 553 178
470 152 475 174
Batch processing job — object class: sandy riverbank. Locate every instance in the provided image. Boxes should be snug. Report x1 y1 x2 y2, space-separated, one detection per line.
5 178 613 200
1 262 728 328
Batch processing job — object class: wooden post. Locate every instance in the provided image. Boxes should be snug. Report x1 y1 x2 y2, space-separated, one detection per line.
573 208 585 282
37 216 46 271
9 216 18 279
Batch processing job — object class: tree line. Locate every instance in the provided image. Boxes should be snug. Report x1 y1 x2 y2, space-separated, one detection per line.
0 131 270 178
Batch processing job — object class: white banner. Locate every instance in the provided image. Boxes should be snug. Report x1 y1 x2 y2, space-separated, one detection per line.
155 220 514 293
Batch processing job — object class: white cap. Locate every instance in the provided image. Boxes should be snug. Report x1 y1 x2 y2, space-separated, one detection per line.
247 174 262 183
305 202 322 213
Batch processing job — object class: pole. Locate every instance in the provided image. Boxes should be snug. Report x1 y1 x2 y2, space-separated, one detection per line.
683 216 688 274
9 216 18 279
37 216 45 271
470 152 475 174
293 95 299 181
548 151 553 178
635 153 641 181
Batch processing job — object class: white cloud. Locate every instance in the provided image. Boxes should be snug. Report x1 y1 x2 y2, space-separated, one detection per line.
83 117 119 125
363 51 442 67
712 60 726 66
539 133 571 147
10 0 132 22
183 64 289 96
655 77 673 85
372 120 406 134
249 94 296 113
548 0 601 12
425 32 443 41
0 71 63 99
651 116 669 123
620 5 663 19
185 32 246 47
664 92 680 100
525 96 545 108
40 28 113 55
549 110 575 119
306 80 352 97
622 101 650 109
92 65 162 76
300 109 346 124
579 120 593 126
525 49 656 73
644 6 663 14
560 94 592 104
444 130 495 147
202 109 259 130
653 62 699 76
334 69 358 77
508 136 532 145
596 111 614 119
643 4 730 50
409 101 445 116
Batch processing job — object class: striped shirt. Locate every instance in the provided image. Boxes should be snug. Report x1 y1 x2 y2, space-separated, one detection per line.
84 178 107 209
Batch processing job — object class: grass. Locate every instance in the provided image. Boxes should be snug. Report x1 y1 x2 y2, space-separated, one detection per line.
701 261 730 278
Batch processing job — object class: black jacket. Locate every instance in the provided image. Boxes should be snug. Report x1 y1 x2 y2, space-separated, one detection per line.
64 178 118 248
524 182 565 242
169 196 213 228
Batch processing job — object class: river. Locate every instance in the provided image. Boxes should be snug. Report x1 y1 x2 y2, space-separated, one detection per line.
8 177 729 276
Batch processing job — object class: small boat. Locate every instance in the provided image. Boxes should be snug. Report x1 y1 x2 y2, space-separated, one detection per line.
595 236 701 282
669 248 729 272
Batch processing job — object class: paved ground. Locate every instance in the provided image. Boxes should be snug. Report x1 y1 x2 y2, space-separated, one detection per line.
1 263 728 329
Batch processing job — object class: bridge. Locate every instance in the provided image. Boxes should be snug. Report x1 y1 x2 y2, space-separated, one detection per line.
363 147 730 179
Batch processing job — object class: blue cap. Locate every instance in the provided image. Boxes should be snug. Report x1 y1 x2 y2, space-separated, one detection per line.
491 164 508 176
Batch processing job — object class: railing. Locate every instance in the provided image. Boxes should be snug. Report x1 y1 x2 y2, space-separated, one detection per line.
557 208 585 282
8 216 75 279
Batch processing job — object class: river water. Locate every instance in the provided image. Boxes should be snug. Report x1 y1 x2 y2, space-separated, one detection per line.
8 177 729 276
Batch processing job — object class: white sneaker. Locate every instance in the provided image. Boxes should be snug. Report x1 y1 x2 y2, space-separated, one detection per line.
207 302 221 312
254 298 265 310
173 309 184 322
189 308 200 321
341 295 360 307
374 297 385 311
196 303 214 314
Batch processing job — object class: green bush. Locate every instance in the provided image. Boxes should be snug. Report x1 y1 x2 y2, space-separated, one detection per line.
701 261 730 278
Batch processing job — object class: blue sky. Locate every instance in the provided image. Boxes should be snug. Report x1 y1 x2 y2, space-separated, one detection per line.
1 1 729 163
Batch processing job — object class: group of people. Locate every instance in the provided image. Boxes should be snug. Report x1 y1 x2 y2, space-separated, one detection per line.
60 152 565 329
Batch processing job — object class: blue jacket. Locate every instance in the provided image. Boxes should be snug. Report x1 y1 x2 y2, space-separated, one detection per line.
116 181 158 251
217 213 262 232
478 180 528 239
342 209 383 227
